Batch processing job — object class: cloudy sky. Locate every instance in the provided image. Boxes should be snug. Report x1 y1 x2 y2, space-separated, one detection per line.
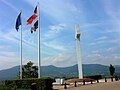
0 0 120 70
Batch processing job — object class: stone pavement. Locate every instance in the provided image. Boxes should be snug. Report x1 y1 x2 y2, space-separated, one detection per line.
53 79 120 90
60 81 120 90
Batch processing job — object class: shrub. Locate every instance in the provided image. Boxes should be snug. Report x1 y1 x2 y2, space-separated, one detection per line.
0 85 12 90
84 75 102 80
5 77 53 90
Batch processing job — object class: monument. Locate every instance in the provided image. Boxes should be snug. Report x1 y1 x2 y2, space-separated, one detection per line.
75 24 83 79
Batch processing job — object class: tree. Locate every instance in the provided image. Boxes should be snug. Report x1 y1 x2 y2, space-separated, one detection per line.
22 61 38 78
109 64 115 76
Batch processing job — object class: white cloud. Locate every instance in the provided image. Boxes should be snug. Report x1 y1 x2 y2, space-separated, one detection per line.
106 47 114 53
87 53 101 58
43 41 67 51
43 23 66 40
0 51 17 57
0 45 10 49
42 53 77 67
41 24 67 52
83 52 120 65
0 28 37 48
25 0 83 23
90 37 119 46
0 52 19 70
1 0 18 12
95 36 108 41
49 24 66 31
81 22 103 28
102 0 120 44
41 51 120 67
91 50 100 54
89 36 108 46
24 0 38 6
89 34 118 46
0 28 38 70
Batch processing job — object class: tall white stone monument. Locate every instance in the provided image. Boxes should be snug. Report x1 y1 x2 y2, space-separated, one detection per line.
75 24 83 79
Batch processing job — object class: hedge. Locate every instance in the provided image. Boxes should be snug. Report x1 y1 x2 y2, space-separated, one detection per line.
84 75 102 80
0 85 12 90
5 77 53 90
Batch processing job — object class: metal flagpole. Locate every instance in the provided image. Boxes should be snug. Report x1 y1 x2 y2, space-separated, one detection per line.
38 3 41 78
20 11 23 79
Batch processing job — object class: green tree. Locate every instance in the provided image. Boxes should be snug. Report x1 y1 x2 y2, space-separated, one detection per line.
109 64 115 76
22 61 38 78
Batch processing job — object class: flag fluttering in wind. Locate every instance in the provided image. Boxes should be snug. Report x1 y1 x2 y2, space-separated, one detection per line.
15 12 23 79
30 20 38 33
15 12 21 31
34 6 37 13
26 4 41 78
27 6 38 25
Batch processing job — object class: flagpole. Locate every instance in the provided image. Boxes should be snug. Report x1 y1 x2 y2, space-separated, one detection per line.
20 11 23 79
38 3 41 78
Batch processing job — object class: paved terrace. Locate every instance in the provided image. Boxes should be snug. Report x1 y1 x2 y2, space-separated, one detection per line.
53 78 120 90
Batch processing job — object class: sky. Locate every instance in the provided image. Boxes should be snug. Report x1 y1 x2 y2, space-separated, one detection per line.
0 0 120 70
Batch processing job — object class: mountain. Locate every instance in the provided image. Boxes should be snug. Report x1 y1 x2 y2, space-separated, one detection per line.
115 65 120 67
0 66 19 80
0 64 120 80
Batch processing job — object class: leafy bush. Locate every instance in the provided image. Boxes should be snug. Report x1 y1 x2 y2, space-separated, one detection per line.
0 85 12 90
5 77 53 90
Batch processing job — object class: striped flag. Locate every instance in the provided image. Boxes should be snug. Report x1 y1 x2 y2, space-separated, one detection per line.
27 6 38 25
